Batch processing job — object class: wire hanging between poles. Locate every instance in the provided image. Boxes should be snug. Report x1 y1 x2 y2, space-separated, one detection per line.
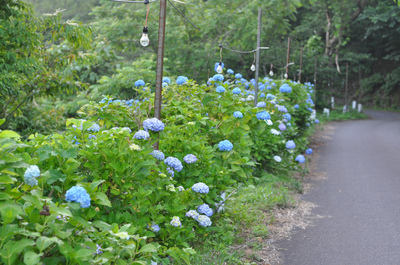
109 0 159 3
167 0 261 54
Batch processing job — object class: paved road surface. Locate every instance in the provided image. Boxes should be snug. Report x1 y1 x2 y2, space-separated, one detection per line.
279 110 400 265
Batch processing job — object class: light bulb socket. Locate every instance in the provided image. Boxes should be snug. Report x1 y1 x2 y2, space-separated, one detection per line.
219 61 222 66
144 0 149 4
142 27 148 34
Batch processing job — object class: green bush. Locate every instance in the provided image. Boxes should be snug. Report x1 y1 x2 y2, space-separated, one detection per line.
0 71 316 264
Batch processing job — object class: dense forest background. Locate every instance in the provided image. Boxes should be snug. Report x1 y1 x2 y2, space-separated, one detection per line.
1 0 400 136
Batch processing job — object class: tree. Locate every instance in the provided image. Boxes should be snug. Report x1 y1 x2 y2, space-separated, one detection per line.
0 1 92 125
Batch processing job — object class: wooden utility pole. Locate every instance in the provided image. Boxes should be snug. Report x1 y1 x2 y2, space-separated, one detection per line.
299 45 303 83
286 37 291 79
314 55 317 95
345 62 349 109
254 7 261 106
153 0 167 149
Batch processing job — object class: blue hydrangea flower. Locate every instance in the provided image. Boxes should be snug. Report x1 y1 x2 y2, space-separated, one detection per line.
279 84 292 93
259 93 265 98
65 186 91 208
162 77 171 84
186 210 200 220
198 204 213 217
192 182 209 194
133 130 150 140
266 94 275 100
213 74 224 82
307 107 313 112
286 140 296 149
170 216 182 227
143 118 165 132
256 102 266 108
267 85 272 90
295 155 306 164
245 82 250 89
176 76 188 85
235 73 242 79
100 97 112 104
306 98 314 105
24 165 40 187
162 82 168 88
272 82 276 87
87 123 100 132
227 69 234 74
197 215 212 227
306 122 310 126
259 84 265 91
306 148 313 155
287 123 291 127
88 134 96 139
95 244 103 255
233 111 243 118
216 86 225 93
150 223 160 233
183 154 197 164
72 119 86 130
294 104 299 109
135 80 145 87
151 150 165 161
164 157 183 172
315 119 320 124
232 87 241 94
277 106 287 113
218 140 233 151
122 127 132 133
256 111 271 120
214 62 224 72
279 123 287 131
167 167 175 177
207 78 213 86
283 113 291 121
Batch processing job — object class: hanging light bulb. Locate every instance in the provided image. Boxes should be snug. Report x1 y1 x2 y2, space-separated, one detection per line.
216 62 223 73
269 70 274 76
140 27 149 47
284 73 288 79
250 63 256 71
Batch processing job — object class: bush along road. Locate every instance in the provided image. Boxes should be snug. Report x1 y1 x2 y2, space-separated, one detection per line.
0 68 319 264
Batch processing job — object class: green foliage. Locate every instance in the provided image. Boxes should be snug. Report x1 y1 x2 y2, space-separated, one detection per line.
1 62 317 263
318 108 368 122
0 1 92 128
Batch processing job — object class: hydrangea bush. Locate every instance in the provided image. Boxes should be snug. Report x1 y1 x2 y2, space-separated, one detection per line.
0 69 317 264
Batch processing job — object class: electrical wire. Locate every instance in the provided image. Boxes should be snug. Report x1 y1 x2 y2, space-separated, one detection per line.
145 3 150 26
109 0 264 55
109 0 159 3
167 0 257 54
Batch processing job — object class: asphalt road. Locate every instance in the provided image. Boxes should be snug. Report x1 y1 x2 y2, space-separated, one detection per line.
279 110 400 265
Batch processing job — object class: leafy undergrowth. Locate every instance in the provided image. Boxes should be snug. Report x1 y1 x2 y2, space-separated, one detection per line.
318 109 369 122
188 173 301 265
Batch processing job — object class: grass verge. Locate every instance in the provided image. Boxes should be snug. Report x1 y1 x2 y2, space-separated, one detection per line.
188 172 301 265
318 109 369 122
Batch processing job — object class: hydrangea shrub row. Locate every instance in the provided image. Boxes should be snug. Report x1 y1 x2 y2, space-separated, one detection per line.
0 69 317 264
